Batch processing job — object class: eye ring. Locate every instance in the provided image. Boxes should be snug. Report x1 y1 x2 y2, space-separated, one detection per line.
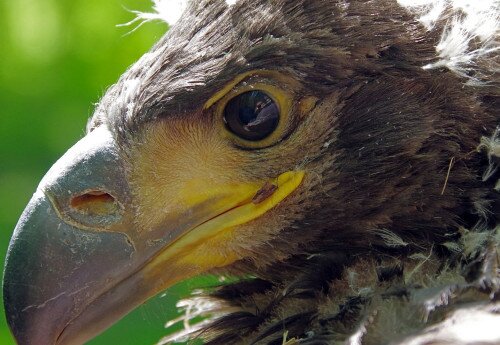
223 90 280 141
215 81 295 149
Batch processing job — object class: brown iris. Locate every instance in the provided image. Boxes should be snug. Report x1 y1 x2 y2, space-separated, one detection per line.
223 90 279 141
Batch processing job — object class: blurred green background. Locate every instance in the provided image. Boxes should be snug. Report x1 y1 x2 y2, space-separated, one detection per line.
0 0 202 344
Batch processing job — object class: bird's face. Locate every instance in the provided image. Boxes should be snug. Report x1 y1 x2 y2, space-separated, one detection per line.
4 1 355 344
8 0 472 343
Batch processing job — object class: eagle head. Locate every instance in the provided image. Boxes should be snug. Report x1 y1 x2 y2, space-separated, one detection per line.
3 1 498 344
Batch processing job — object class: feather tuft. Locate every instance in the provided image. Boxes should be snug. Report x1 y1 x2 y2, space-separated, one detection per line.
119 0 188 32
399 0 499 84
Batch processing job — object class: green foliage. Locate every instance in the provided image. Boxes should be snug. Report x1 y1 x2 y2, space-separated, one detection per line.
0 1 195 344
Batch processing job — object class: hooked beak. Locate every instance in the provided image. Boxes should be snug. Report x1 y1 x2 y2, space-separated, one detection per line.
3 127 137 345
3 126 304 345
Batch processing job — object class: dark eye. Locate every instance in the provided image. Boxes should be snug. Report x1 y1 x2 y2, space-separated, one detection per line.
223 90 279 141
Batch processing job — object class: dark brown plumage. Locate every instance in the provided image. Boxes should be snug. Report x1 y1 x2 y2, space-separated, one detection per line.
3 1 499 344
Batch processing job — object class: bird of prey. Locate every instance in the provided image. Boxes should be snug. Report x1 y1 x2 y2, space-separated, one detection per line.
3 0 499 344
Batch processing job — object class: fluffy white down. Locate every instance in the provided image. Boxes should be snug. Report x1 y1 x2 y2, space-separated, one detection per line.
120 0 188 31
129 0 498 82
398 0 499 82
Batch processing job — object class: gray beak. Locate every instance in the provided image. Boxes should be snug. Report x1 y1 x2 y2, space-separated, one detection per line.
3 127 136 345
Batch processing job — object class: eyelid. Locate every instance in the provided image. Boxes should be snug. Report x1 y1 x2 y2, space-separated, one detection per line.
204 70 300 110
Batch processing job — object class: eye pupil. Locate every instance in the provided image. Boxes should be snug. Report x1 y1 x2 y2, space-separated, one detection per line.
224 90 279 141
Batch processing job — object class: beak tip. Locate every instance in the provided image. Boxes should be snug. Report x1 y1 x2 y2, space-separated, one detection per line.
2 127 136 345
3 190 135 345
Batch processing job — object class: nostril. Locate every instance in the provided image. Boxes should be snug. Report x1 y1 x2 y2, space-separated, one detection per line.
51 189 124 230
70 191 119 216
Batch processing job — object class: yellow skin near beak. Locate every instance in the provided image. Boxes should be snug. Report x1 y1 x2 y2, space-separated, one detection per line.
144 170 304 288
122 115 305 300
